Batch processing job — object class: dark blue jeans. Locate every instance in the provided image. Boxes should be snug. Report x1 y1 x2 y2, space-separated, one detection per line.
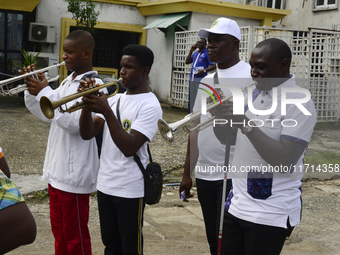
188 81 200 113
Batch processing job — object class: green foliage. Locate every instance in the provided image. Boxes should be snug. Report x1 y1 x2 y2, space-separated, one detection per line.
20 49 41 70
26 189 49 203
66 0 100 33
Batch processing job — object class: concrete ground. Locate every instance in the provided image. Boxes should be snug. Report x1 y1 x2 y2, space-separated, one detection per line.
1 97 340 255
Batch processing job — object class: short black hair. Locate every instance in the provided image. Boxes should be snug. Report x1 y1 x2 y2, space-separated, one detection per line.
122 44 154 70
199 38 207 44
65 30 95 52
256 38 292 66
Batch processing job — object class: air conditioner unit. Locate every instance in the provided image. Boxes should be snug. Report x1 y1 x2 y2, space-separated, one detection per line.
28 52 60 78
29 23 57 43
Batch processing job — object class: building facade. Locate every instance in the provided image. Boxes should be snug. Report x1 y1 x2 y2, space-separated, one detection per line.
0 0 289 101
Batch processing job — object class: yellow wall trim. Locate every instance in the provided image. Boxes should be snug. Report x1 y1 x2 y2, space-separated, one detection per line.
92 0 147 6
0 0 40 12
60 18 147 81
137 0 291 26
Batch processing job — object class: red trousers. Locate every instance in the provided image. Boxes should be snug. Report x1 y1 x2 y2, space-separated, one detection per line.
48 184 92 255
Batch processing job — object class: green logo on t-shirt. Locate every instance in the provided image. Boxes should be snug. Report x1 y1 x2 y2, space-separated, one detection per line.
123 119 131 131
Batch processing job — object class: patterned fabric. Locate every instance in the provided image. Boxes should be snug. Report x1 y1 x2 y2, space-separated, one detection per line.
0 170 25 210
280 135 309 172
224 187 234 211
247 171 274 200
244 87 261 112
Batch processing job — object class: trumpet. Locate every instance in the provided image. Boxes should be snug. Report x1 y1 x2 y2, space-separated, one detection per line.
0 62 65 96
158 82 256 144
40 78 122 119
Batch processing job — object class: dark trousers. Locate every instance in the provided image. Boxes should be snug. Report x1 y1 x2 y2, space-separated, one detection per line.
97 191 144 255
188 81 200 113
220 212 294 255
196 178 232 255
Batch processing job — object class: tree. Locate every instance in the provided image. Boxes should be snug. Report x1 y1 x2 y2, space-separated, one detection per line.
66 0 100 33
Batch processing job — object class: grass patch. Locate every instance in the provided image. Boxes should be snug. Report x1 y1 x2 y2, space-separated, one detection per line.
305 151 340 166
25 189 49 203
314 122 340 131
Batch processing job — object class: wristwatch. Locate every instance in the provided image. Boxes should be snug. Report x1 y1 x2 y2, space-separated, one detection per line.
241 121 255 135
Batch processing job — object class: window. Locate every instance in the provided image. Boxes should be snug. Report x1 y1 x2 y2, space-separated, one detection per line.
247 0 283 10
314 0 337 10
0 9 35 82
266 0 282 9
69 26 140 76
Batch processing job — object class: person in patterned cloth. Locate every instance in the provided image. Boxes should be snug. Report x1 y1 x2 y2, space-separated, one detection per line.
0 145 36 254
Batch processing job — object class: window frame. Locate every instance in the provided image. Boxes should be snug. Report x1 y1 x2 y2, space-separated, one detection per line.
313 0 338 11
266 0 283 10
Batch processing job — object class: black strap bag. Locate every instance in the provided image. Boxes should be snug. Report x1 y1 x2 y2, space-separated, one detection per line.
116 97 163 205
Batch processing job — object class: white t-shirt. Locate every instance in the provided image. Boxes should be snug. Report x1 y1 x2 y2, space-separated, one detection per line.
96 92 162 198
193 60 252 181
227 76 317 228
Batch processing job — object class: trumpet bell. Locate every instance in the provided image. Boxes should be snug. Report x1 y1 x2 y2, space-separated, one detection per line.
158 119 174 144
39 79 121 119
40 96 57 119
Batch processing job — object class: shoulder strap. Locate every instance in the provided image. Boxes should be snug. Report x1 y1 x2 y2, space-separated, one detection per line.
213 71 219 85
116 97 152 177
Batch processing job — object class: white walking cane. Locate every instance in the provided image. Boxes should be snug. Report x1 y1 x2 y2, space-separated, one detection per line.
217 125 232 255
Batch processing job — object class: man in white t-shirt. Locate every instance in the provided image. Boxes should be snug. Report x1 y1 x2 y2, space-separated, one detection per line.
179 17 252 255
79 44 162 255
215 38 317 254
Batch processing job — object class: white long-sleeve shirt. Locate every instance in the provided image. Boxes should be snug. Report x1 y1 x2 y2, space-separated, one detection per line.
24 71 103 194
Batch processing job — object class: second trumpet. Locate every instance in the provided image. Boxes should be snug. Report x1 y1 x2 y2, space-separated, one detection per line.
40 78 122 119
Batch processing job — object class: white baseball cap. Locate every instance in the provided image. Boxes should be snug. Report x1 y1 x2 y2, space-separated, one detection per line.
198 17 241 41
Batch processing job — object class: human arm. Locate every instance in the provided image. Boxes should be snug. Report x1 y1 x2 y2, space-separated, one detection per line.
179 118 200 202
196 64 217 77
214 103 308 169
0 151 10 178
80 87 149 157
25 73 104 134
185 44 197 65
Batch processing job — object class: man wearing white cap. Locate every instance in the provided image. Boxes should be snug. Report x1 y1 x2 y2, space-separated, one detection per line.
179 17 252 255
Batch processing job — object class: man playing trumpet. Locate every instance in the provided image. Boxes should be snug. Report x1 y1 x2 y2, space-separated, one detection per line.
216 38 317 255
179 17 252 255
79 44 162 255
23 30 102 255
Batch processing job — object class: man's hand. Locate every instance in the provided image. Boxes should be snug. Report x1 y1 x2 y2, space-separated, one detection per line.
80 78 111 116
214 101 248 127
190 43 197 52
20 64 48 96
179 176 194 202
196 69 205 77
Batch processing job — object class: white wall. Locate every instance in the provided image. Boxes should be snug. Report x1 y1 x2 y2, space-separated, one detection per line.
145 15 175 102
146 13 262 103
274 1 340 30
189 12 261 30
34 1 145 55
32 1 266 103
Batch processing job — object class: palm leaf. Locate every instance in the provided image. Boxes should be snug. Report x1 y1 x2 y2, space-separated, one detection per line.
20 50 41 70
